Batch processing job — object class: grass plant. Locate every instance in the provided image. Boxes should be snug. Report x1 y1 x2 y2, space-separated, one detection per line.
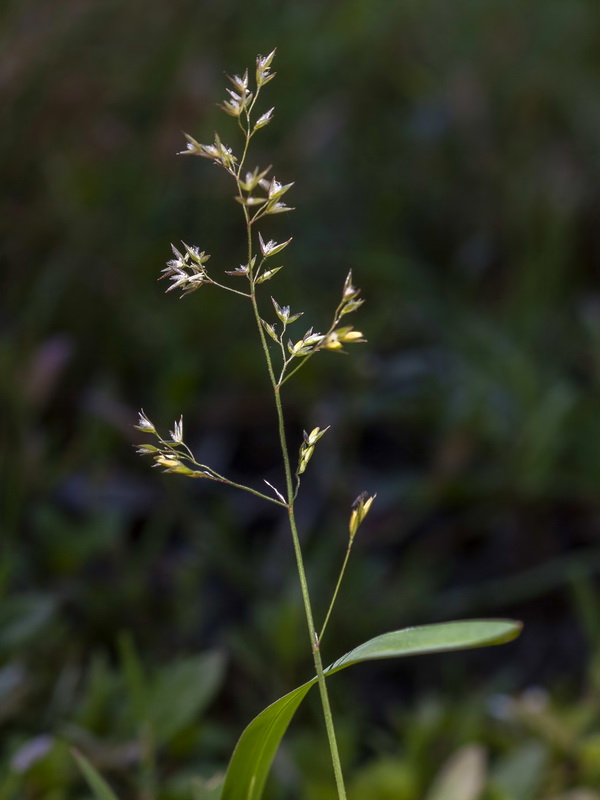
76 51 521 800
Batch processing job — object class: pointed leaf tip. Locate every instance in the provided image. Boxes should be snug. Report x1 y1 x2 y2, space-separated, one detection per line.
326 619 523 674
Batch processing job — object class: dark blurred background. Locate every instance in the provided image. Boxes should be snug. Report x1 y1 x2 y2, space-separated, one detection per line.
3 0 600 798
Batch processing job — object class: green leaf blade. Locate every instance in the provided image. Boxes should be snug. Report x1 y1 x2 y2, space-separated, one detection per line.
221 680 315 800
221 619 522 800
326 619 522 675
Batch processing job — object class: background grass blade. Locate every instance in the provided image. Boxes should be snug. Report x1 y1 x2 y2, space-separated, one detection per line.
222 619 522 800
72 750 121 800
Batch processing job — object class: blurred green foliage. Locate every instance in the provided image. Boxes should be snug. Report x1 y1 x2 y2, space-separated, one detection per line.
2 0 600 796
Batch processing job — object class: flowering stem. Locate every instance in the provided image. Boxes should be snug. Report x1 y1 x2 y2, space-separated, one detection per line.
177 57 350 798
142 53 370 799
250 289 347 800
155 437 284 506
278 352 313 387
231 109 347 792
208 474 286 506
245 244 347 800
207 280 251 298
320 541 353 642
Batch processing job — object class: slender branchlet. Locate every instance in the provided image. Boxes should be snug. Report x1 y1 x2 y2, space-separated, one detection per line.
136 51 375 800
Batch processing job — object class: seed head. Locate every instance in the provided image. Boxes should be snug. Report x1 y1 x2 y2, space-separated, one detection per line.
256 49 277 87
297 426 329 475
254 107 275 131
170 416 183 444
349 492 377 540
135 410 156 434
259 232 292 258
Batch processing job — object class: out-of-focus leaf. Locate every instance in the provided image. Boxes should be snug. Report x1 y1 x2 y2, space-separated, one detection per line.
118 632 148 724
491 740 548 800
72 749 120 800
348 756 417 800
0 663 28 723
0 594 57 651
149 650 225 745
424 744 486 800
191 774 224 800
577 732 600 783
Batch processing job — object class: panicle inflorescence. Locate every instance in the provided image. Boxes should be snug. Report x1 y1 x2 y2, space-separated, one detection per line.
157 50 366 379
142 49 370 509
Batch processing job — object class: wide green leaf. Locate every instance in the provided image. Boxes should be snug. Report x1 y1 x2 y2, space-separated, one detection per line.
72 749 121 800
221 680 314 800
326 619 522 674
221 619 521 800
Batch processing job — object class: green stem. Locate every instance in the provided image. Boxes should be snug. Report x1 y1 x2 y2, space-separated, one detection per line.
209 474 286 506
320 542 353 642
249 294 347 799
279 352 313 387
235 97 347 799
286 504 348 800
163 441 285 506
208 280 251 298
